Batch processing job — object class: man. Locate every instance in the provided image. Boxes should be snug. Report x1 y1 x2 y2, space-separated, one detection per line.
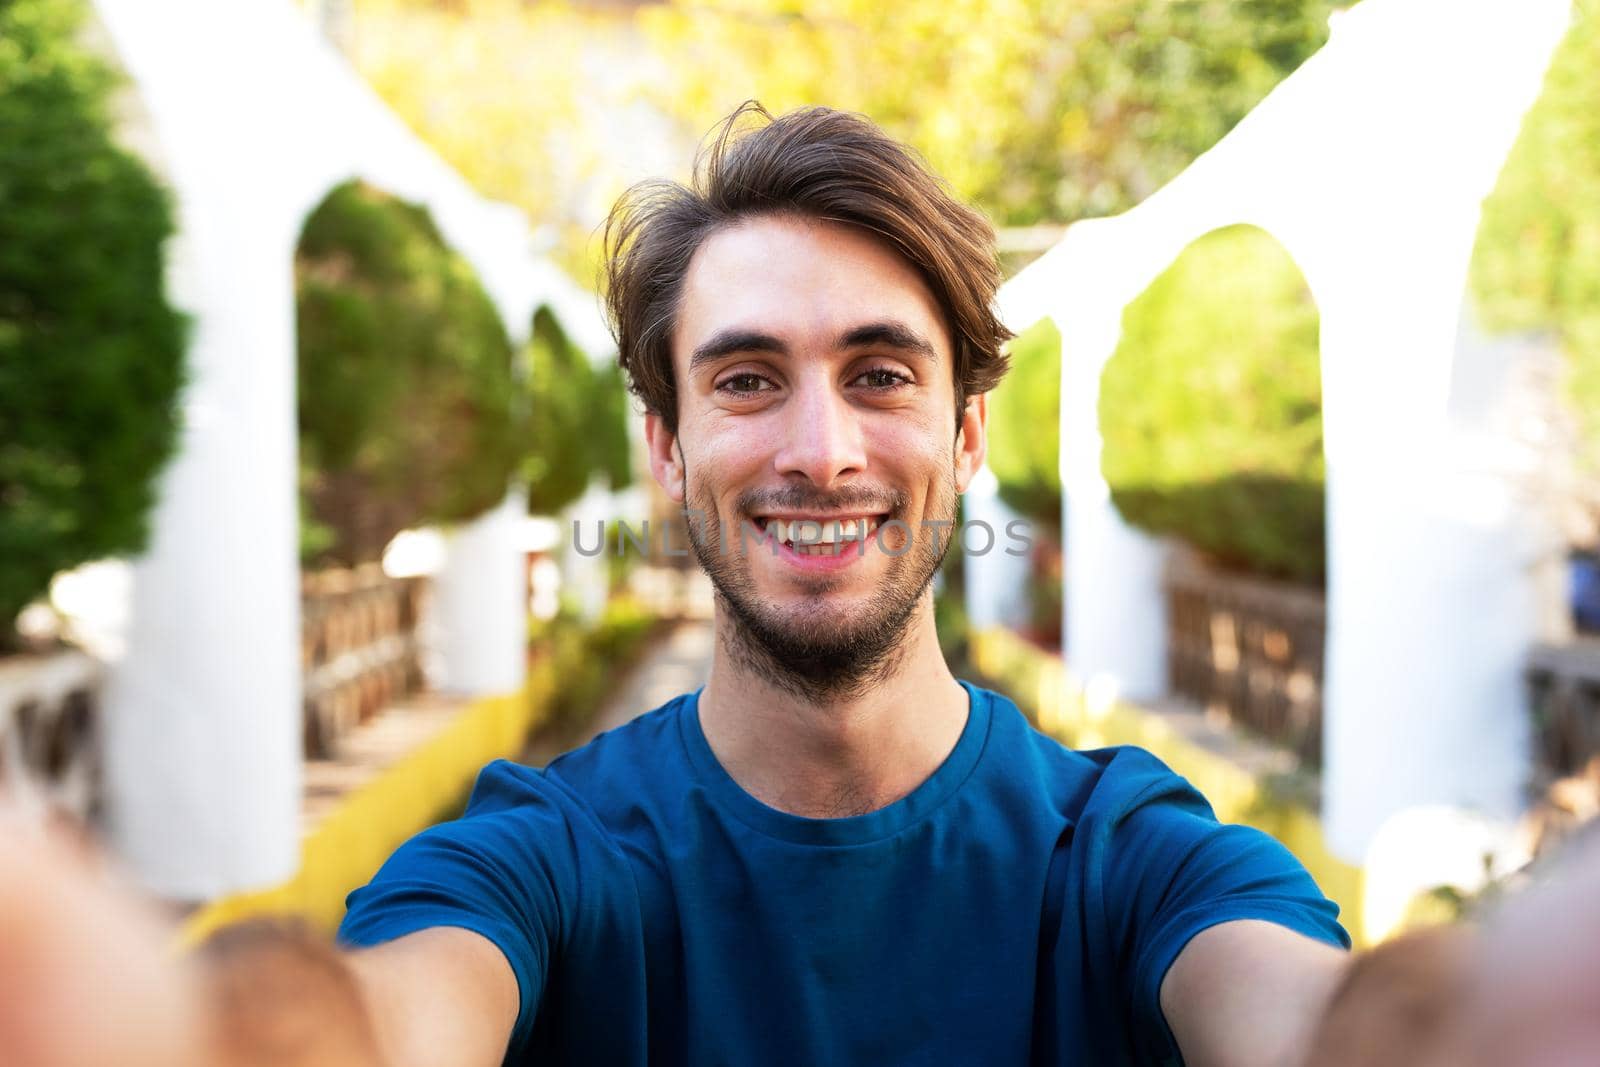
332 103 1352 1066
0 103 1352 1067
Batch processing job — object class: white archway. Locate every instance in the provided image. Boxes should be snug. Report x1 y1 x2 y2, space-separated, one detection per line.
999 0 1570 860
91 0 609 897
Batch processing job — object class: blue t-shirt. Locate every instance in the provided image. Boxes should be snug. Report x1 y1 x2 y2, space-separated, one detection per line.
339 682 1348 1065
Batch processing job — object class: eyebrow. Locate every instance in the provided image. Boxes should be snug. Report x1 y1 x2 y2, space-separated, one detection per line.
688 320 938 374
837 321 938 362
689 329 787 373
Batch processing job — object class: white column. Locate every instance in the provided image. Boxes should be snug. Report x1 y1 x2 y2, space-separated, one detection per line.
433 487 529 696
962 466 1031 632
100 192 302 899
565 482 613 627
1321 295 1546 858
1056 291 1169 703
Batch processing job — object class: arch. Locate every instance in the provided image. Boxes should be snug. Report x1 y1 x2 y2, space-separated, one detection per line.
1101 223 1327 761
90 0 606 895
998 0 1570 861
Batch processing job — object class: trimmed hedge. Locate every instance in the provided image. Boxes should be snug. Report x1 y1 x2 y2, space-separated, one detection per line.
1099 225 1325 583
987 318 1062 529
296 180 519 565
0 0 187 645
591 361 635 494
523 307 595 516
523 307 634 516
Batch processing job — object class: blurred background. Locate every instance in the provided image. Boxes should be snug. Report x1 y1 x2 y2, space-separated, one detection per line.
2 0 1597 951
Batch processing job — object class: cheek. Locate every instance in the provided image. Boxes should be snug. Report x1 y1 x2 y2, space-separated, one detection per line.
685 421 770 498
864 415 953 496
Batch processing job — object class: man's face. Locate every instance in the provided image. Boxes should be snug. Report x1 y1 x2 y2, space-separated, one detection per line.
645 215 986 697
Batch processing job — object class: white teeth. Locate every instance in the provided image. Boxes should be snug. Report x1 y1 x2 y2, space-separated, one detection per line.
765 516 879 545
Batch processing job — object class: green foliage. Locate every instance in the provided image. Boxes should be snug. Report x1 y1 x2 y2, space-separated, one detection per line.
527 595 658 739
642 0 1346 229
987 319 1062 528
350 1 1348 278
1470 10 1600 478
1100 225 1325 582
296 180 518 565
592 362 636 493
522 308 635 516
347 0 638 280
0 0 187 644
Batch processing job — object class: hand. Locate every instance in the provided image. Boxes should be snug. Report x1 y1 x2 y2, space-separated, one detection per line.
1446 835 1600 1067
1305 834 1600 1067
0 802 204 1067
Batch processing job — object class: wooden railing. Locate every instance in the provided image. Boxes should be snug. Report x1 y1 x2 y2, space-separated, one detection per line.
1526 639 1600 779
0 649 103 822
1524 640 1600 856
0 566 428 816
1164 552 1326 767
301 565 428 759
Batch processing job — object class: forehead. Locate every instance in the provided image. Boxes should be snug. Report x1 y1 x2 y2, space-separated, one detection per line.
671 215 949 369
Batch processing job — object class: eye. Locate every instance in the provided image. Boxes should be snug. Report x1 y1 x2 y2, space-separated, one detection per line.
853 366 913 391
716 372 774 396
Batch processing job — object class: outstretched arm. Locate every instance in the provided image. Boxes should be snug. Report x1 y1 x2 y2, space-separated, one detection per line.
0 808 521 1067
1160 919 1350 1067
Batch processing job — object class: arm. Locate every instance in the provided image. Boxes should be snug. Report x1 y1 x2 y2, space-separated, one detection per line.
0 810 516 1067
1160 919 1350 1067
198 920 520 1067
346 927 521 1067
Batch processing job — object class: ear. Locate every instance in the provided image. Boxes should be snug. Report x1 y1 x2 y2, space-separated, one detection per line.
644 412 686 504
953 391 988 493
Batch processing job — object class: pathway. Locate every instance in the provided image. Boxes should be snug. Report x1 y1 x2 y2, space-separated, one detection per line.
524 616 713 765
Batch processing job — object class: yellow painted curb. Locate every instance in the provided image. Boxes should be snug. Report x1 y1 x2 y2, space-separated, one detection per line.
180 683 549 946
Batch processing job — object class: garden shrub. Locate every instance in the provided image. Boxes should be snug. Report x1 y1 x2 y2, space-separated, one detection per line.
1470 12 1600 513
528 595 658 739
523 307 595 515
971 322 1065 645
0 0 187 646
523 308 635 516
1099 225 1325 583
987 319 1062 530
296 179 519 565
591 361 635 493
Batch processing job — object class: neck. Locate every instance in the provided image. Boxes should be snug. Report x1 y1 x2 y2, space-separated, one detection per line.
696 592 970 819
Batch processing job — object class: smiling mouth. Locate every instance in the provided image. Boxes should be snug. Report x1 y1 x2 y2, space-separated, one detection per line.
753 514 886 555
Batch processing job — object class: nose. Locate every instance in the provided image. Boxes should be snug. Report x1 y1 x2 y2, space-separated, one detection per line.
770 372 867 488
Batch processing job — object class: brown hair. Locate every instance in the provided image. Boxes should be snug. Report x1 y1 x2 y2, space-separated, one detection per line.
602 102 1012 435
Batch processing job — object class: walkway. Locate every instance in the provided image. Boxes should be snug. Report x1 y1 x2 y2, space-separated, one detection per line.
591 618 713 735
524 616 713 766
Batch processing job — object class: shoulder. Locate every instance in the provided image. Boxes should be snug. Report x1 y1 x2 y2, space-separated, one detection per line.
968 684 1190 821
540 691 691 804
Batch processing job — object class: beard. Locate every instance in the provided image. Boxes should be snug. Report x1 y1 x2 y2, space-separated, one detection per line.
683 469 958 704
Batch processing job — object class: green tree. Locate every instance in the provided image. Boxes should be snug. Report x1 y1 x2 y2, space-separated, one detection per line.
591 361 636 494
641 0 1348 228
296 180 519 564
1099 225 1325 582
348 1 1350 277
346 0 638 280
522 309 635 516
0 0 187 646
987 319 1062 528
1470 9 1600 489
523 307 596 515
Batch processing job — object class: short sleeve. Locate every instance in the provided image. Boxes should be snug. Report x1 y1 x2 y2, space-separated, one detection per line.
1082 748 1350 1065
337 760 582 1056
